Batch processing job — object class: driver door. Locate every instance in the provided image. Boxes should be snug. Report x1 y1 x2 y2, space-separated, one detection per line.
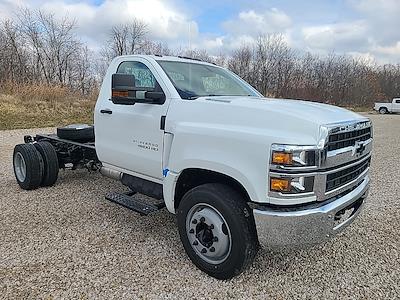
96 58 169 180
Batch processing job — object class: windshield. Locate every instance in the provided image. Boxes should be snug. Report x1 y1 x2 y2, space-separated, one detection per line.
157 60 260 99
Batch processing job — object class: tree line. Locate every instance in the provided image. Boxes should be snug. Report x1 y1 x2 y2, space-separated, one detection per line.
0 7 399 106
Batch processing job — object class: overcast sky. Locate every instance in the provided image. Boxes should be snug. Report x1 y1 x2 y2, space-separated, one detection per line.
1 0 399 63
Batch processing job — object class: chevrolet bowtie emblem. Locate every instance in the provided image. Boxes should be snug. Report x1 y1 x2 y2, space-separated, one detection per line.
353 141 366 156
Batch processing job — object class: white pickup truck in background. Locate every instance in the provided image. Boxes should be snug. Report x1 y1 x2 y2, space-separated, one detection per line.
374 98 400 114
13 55 372 279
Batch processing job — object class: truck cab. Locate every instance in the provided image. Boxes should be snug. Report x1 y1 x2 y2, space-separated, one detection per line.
14 55 372 279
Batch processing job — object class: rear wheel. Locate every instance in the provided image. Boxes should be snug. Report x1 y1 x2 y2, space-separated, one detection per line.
34 141 59 187
13 143 44 190
379 107 388 114
177 183 258 279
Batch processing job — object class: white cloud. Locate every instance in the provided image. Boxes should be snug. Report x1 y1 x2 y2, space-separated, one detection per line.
374 42 400 56
0 0 199 50
0 0 25 19
298 1 400 63
1 0 399 63
350 0 400 45
198 8 292 54
223 8 291 37
301 21 369 52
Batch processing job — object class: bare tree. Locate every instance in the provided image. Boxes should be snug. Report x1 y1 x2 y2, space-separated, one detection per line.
2 7 400 107
0 19 28 82
140 39 173 56
16 8 82 86
102 19 148 60
0 7 96 94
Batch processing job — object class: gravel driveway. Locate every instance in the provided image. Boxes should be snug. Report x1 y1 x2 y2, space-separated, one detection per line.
0 114 399 299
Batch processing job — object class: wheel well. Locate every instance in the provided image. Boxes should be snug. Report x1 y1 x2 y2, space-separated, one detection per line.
174 168 250 209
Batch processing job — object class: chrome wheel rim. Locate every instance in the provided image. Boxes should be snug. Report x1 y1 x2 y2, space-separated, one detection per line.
14 152 27 182
186 203 231 264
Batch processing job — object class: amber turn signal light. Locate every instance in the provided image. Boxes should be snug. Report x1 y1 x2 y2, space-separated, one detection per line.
112 90 129 97
272 151 293 165
270 178 291 192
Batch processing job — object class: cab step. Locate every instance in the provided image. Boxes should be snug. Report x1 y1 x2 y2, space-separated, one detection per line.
105 191 165 215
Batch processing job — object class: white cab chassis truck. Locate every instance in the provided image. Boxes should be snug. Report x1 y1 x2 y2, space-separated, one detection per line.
13 55 372 279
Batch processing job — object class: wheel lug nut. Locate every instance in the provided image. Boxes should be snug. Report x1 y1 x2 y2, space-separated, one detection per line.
209 224 214 229
189 229 194 234
192 219 197 224
210 247 215 252
193 240 198 246
200 217 205 223
201 248 207 253
213 237 218 242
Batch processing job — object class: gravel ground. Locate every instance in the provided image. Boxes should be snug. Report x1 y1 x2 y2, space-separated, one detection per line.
0 114 399 299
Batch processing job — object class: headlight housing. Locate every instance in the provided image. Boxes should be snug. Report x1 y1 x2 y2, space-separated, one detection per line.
270 176 314 194
270 144 317 169
269 144 318 196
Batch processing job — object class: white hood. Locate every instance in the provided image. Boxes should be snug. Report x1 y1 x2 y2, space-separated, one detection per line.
217 96 366 125
168 96 369 146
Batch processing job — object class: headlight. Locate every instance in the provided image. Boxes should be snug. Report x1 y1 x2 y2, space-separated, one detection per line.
270 144 317 168
269 144 318 196
270 176 314 194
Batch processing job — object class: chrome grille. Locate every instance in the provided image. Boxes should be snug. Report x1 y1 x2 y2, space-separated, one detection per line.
327 127 371 151
326 157 371 192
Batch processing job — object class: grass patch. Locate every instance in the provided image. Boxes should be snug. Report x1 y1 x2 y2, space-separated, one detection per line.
344 106 373 113
0 83 96 130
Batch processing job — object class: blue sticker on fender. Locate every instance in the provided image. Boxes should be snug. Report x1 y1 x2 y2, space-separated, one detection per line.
163 168 169 177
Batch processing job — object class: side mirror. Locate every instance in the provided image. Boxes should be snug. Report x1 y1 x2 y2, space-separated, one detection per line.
111 73 136 105
111 73 165 105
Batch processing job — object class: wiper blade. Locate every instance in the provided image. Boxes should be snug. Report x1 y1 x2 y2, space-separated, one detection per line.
175 87 200 100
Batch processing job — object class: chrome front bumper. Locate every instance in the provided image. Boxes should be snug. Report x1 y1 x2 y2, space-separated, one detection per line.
253 175 369 247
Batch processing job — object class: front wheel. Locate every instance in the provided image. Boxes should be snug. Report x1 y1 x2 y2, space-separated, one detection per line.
177 183 258 279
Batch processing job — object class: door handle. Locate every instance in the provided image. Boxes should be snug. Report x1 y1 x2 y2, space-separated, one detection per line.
100 109 112 114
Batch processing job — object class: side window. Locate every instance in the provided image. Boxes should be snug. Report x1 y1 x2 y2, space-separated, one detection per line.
117 61 156 89
395 100 400 104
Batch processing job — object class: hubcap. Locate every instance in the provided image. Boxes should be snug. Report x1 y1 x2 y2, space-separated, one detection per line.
186 203 231 264
14 152 27 182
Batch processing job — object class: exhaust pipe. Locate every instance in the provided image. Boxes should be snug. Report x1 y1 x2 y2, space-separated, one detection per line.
100 166 123 181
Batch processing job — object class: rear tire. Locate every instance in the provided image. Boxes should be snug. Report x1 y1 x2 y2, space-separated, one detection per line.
13 143 44 190
379 107 388 114
177 183 258 279
34 141 59 187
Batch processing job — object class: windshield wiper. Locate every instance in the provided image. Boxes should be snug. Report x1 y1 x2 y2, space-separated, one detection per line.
175 88 200 100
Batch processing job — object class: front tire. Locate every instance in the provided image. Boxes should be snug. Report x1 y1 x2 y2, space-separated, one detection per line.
177 183 258 279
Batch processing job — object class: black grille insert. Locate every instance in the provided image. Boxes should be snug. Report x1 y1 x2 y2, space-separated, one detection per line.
326 157 370 192
327 127 371 151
